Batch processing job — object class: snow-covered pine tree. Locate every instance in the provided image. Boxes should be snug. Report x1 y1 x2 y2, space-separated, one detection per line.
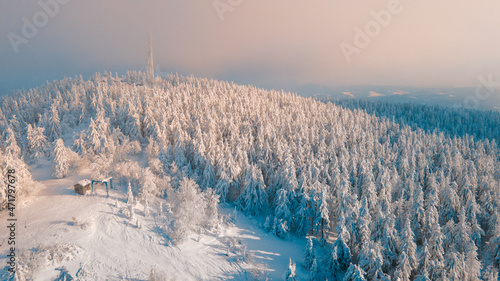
424 179 440 240
215 169 230 203
356 197 372 250
73 131 88 155
464 242 482 281
46 104 62 142
439 181 460 224
400 218 417 269
200 162 216 190
52 138 70 179
333 236 352 272
144 199 150 217
308 258 321 281
343 263 367 281
235 164 267 215
125 106 142 142
380 214 400 270
417 239 431 276
325 246 340 281
141 167 158 198
427 223 445 280
358 241 384 280
464 189 485 246
295 193 312 237
87 118 101 154
129 203 136 220
273 189 292 239
273 216 289 239
411 185 425 244
127 182 134 205
303 237 316 271
313 183 330 242
336 212 351 244
5 127 21 158
8 115 24 150
359 165 377 210
334 176 358 247
27 124 49 163
284 258 298 281
394 252 412 281
443 250 466 280
171 178 207 237
263 215 272 232
204 188 220 230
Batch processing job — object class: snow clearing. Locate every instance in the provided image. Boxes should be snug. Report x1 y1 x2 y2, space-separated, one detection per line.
0 165 308 280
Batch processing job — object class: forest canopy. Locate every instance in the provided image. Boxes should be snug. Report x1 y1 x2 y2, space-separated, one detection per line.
0 72 499 280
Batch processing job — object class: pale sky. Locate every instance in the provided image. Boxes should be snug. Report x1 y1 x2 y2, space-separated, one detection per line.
1 0 499 95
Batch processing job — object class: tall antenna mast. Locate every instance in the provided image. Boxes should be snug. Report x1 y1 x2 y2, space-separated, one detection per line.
147 32 154 81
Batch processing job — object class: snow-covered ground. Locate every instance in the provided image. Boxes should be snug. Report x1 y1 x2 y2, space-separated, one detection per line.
0 165 308 280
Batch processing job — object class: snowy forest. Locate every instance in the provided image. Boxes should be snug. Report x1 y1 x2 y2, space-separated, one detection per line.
0 72 499 280
327 98 500 144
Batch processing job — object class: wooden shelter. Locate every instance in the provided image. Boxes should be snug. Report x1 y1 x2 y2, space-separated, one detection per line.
74 179 92 195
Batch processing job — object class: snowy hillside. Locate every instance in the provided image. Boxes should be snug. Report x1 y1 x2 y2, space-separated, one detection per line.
0 72 499 280
0 164 308 280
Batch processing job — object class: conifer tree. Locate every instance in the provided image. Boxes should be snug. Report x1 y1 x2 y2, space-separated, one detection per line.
465 242 482 281
325 247 340 281
418 239 431 276
401 218 417 269
358 241 384 280
127 182 134 205
380 215 399 269
215 170 230 203
204 188 220 229
295 193 312 237
27 124 48 163
87 118 101 154
303 237 316 271
343 264 367 281
46 104 62 142
308 258 320 281
313 183 330 241
285 258 298 281
5 127 21 158
443 250 466 280
141 167 158 198
357 197 372 249
144 199 150 217
200 162 216 190
126 107 142 141
273 189 292 239
333 236 352 272
427 223 445 280
235 164 267 215
394 252 412 281
52 139 70 179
